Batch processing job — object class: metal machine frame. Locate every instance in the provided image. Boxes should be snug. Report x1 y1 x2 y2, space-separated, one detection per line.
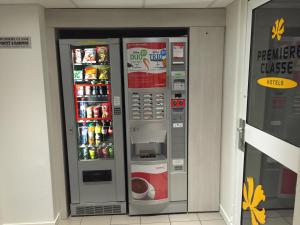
59 39 126 216
123 37 188 215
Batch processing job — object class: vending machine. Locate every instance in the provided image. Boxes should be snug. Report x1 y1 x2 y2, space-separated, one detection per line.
59 39 126 216
123 37 188 215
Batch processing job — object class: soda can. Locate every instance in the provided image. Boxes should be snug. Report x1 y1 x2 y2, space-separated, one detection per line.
74 49 82 64
82 147 89 160
93 105 100 118
85 86 91 96
86 106 93 118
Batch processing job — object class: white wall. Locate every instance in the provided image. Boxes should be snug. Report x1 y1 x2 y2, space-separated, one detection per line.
0 5 56 225
220 0 247 224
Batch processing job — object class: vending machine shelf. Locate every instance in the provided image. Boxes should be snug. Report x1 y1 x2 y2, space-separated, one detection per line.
77 118 112 122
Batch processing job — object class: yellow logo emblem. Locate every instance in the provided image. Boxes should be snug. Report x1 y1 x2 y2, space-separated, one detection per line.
272 18 285 41
243 177 266 225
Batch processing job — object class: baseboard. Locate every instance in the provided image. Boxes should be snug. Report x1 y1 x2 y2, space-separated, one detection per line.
3 213 61 225
220 204 232 225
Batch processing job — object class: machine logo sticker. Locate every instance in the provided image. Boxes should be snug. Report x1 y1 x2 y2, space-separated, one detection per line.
242 177 266 225
272 18 285 41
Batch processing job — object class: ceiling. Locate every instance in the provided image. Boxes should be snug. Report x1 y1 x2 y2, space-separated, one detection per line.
0 0 234 8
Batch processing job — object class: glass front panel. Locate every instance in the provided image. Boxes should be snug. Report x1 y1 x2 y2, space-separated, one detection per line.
247 0 300 146
241 144 297 225
71 45 114 161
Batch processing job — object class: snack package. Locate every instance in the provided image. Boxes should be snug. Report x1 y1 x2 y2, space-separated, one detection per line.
76 85 84 96
74 70 83 81
85 67 97 80
74 49 82 64
98 66 109 80
96 46 109 63
83 48 96 63
101 103 111 119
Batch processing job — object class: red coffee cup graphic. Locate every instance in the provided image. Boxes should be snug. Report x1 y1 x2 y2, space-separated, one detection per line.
131 177 155 200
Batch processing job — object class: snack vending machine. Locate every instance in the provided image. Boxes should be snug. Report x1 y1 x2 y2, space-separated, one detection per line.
123 37 188 215
59 39 126 216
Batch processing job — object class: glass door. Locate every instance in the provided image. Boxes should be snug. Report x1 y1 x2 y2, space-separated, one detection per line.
239 0 300 224
71 45 114 161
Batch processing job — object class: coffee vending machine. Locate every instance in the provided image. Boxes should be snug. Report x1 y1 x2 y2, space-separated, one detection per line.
123 37 188 215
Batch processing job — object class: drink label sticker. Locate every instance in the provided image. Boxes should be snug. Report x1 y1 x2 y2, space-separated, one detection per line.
173 159 184 166
173 123 184 128
173 43 184 58
127 42 167 88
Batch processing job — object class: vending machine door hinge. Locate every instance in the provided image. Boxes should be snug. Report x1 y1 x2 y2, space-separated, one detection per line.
237 118 245 151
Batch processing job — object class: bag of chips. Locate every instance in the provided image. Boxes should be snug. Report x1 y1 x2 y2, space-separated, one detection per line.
83 48 96 63
74 70 83 81
74 49 82 64
97 46 109 63
85 67 97 80
98 66 110 80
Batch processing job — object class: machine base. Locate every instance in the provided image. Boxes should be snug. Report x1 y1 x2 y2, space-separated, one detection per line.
129 201 187 215
70 202 126 216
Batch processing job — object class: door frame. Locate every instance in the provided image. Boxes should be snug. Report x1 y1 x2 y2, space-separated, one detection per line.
233 0 300 224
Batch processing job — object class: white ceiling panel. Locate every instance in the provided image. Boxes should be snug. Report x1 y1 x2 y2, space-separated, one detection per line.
145 0 214 8
0 0 76 8
72 0 144 8
210 0 235 7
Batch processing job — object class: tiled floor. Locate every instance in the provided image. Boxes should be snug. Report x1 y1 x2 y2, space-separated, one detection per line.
59 212 226 225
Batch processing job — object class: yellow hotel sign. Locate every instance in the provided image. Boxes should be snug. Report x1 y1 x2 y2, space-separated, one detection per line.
257 77 297 89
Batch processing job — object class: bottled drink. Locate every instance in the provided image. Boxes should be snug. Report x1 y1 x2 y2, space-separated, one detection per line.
95 122 101 146
88 122 95 146
108 121 113 136
81 123 88 146
85 86 91 96
79 99 87 118
82 147 89 160
101 121 107 140
101 143 108 158
89 147 95 159
99 86 103 95
92 85 98 95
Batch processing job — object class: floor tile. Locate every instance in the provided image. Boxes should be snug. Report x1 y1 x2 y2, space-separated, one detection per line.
81 216 111 225
171 221 201 225
197 213 222 221
111 215 140 224
169 213 198 222
283 217 293 225
201 220 226 225
59 217 82 225
141 214 170 224
265 217 290 225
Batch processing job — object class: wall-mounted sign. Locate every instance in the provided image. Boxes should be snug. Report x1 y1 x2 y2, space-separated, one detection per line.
0 37 31 48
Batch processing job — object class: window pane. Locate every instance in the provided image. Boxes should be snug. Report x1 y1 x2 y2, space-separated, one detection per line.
247 0 300 146
241 144 297 225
